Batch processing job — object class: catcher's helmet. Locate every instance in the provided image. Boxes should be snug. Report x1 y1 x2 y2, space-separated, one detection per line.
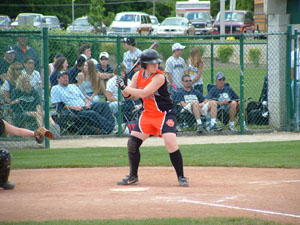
0 148 12 167
140 49 161 69
123 37 136 46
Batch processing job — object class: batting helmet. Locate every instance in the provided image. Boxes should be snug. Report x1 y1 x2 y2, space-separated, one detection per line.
123 37 136 46
140 49 161 69
0 148 12 167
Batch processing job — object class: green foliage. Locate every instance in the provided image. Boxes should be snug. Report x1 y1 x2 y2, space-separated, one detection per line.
248 48 261 67
199 46 206 57
11 141 300 169
217 45 234 63
88 0 105 31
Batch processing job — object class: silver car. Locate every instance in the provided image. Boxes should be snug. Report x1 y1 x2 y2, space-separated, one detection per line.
157 17 195 36
67 16 95 33
42 16 61 30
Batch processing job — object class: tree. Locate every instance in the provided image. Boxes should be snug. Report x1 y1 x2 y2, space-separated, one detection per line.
88 0 105 33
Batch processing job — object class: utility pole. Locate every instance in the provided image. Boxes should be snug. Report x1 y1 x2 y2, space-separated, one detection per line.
153 0 155 16
72 0 75 22
220 0 225 40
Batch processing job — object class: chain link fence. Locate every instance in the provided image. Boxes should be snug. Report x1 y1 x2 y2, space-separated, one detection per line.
0 29 296 149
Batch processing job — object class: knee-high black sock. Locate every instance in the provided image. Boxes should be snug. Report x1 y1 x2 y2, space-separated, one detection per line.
169 149 184 178
128 150 140 177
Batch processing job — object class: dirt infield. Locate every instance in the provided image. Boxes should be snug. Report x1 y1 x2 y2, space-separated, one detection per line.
1 167 300 224
1 132 300 224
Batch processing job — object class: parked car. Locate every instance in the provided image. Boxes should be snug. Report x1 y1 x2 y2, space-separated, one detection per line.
157 17 195 36
212 10 254 35
184 11 213 35
107 12 152 35
0 15 11 29
67 16 106 34
150 15 159 35
42 16 61 30
11 13 43 28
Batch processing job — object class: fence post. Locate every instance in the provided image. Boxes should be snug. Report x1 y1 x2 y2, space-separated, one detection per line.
239 33 245 134
292 29 299 131
210 43 214 83
116 36 123 136
286 26 292 131
42 27 50 148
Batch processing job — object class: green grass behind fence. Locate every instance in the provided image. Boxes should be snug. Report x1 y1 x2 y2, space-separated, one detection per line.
11 141 300 169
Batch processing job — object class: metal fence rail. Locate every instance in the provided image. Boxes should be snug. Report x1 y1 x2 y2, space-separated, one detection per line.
0 28 297 149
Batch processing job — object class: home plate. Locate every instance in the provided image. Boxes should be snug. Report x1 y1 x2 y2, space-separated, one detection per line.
110 187 150 192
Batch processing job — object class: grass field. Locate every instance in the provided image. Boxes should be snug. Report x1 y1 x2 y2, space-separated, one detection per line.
7 140 299 225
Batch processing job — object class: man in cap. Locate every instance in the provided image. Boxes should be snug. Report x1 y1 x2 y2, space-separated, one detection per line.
122 37 142 74
207 72 247 132
0 46 16 85
165 43 187 94
97 52 114 74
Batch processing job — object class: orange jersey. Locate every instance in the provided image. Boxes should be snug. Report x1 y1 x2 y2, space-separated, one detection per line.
136 69 174 115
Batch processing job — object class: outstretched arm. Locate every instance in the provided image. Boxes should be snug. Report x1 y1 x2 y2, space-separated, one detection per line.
3 119 34 137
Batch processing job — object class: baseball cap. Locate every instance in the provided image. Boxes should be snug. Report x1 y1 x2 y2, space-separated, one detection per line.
99 52 109 60
215 72 226 80
172 43 186 51
57 70 69 79
123 37 136 46
55 53 64 59
5 46 15 54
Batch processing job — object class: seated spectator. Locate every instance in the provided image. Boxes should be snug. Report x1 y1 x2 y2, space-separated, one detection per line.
96 52 114 74
78 43 98 65
1 62 23 103
22 56 43 91
174 74 222 133
51 71 115 134
49 56 68 87
106 63 137 120
49 53 64 76
206 72 248 132
13 35 40 72
0 46 16 86
77 60 104 104
69 55 86 84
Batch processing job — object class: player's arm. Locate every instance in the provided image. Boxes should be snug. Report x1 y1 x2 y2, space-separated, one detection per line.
121 71 138 98
124 73 165 99
3 119 34 137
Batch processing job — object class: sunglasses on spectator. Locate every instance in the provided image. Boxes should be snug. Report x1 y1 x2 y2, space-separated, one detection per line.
184 80 192 82
100 57 108 60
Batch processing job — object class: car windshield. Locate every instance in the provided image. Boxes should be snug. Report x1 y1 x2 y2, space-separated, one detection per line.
45 18 59 25
116 14 138 22
18 14 42 22
0 16 7 24
216 12 245 22
162 18 186 26
72 18 90 26
186 12 210 20
151 17 158 25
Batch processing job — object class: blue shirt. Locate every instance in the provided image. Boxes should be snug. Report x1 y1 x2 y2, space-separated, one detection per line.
174 88 205 104
51 84 86 107
206 84 239 102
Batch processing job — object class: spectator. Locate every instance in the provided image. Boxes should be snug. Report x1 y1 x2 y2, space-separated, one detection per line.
165 43 187 93
77 60 103 104
206 72 248 132
122 37 142 74
69 55 86 84
48 53 64 76
106 63 135 119
174 74 222 133
187 48 204 95
1 62 23 103
51 71 115 134
291 37 300 122
0 46 16 86
22 56 43 90
49 56 68 87
13 35 40 72
78 44 98 65
97 52 114 73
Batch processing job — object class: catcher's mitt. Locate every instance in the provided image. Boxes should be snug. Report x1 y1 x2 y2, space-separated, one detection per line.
34 127 54 144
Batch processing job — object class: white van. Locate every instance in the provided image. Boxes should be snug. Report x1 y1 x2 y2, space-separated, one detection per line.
108 12 152 35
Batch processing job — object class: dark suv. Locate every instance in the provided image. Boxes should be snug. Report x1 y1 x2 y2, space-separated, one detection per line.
212 10 254 35
184 11 213 35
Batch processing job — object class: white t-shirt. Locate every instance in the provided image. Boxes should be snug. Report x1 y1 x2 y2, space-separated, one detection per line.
106 76 131 100
165 56 186 88
188 63 203 86
22 69 42 88
123 48 142 74
291 49 300 81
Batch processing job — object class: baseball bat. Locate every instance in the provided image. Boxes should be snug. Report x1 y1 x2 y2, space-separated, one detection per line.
124 42 159 85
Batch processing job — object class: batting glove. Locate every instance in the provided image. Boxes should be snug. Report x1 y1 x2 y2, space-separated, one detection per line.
116 76 127 91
